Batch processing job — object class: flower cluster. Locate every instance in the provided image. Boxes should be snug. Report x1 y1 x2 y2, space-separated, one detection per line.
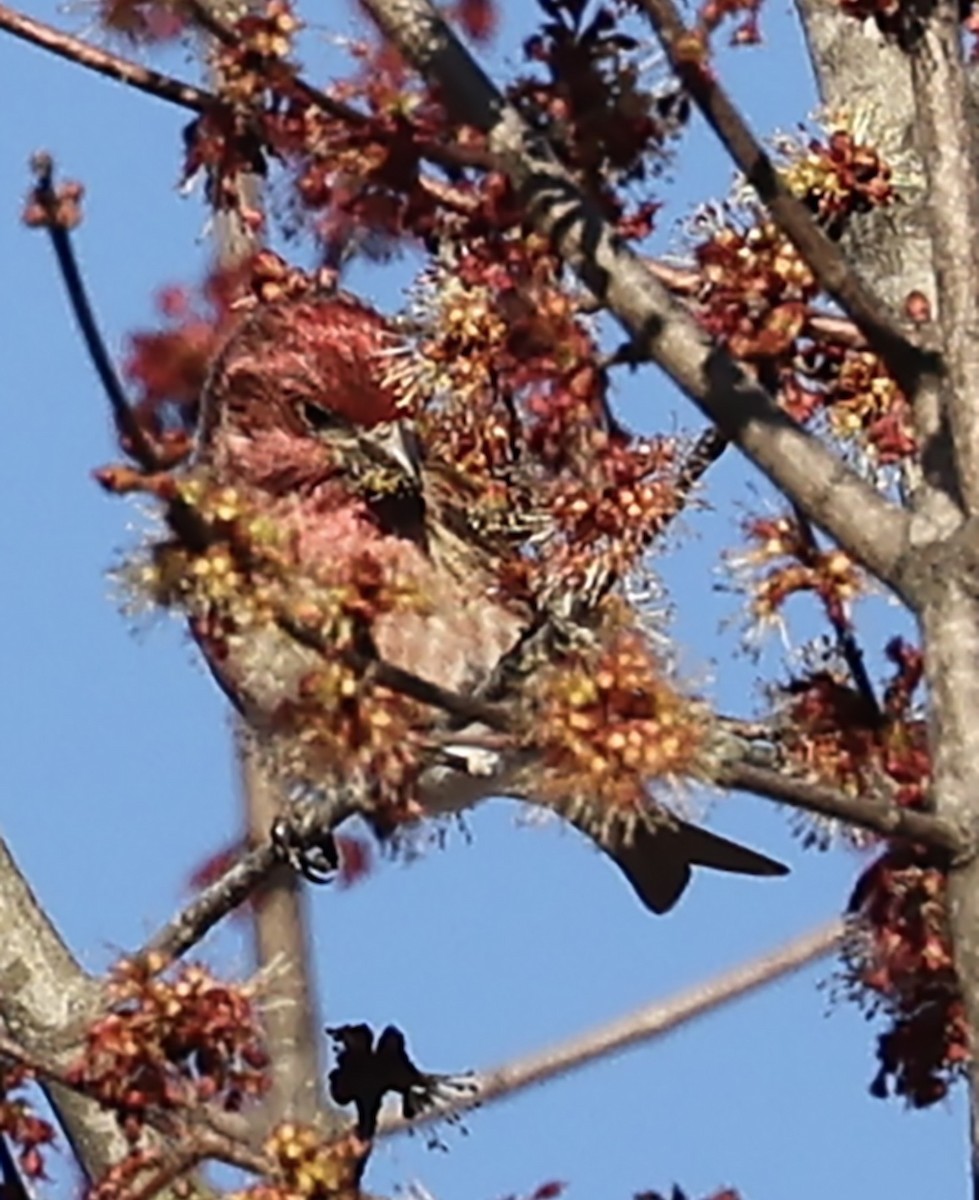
772 640 959 1105
513 0 682 217
781 126 895 238
230 1125 368 1200
695 219 817 361
541 433 684 590
787 343 915 464
67 958 269 1138
843 852 966 1106
690 117 910 466
113 466 430 821
777 639 927 811
724 512 865 645
524 607 707 832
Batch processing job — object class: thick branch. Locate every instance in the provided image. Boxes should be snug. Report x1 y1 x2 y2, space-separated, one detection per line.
0 839 132 1179
235 743 326 1125
920 570 979 1191
357 0 913 597
908 2 979 516
374 920 842 1135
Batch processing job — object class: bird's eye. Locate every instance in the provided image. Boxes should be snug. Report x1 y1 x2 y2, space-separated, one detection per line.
301 401 346 435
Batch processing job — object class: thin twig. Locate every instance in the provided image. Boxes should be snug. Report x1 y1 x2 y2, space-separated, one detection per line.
716 759 966 856
0 1135 33 1200
136 843 280 966
179 0 492 174
276 609 512 731
0 3 210 111
658 424 728 530
789 504 881 721
28 155 161 470
372 920 843 1136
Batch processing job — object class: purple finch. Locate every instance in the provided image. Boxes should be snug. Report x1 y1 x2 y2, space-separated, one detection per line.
181 290 787 914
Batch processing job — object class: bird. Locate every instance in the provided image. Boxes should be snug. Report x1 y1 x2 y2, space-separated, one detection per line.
183 289 788 915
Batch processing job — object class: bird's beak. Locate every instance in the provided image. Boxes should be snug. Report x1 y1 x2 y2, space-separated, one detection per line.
359 421 424 488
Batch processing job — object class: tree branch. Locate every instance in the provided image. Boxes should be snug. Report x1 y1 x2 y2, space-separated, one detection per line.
136 843 280 967
0 3 210 111
790 506 882 720
713 759 966 858
373 920 843 1136
356 0 914 599
235 742 327 1125
0 839 132 1180
27 156 161 470
919 547 979 1191
907 1 979 516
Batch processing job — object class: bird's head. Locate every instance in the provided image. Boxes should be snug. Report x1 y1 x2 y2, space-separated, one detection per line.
196 294 420 499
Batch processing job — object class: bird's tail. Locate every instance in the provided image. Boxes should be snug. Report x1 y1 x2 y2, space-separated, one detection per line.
673 819 789 877
593 818 788 915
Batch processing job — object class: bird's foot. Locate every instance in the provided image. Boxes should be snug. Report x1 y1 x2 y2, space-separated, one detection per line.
271 796 340 884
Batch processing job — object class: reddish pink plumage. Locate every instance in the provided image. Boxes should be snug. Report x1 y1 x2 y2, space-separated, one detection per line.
188 292 788 914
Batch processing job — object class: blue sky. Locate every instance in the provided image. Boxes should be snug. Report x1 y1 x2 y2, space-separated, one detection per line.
0 0 969 1197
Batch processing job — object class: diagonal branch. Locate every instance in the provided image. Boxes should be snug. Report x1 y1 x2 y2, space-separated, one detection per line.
356 0 913 599
635 0 934 400
373 920 843 1136
136 843 280 968
27 156 161 470
0 3 210 111
713 759 966 858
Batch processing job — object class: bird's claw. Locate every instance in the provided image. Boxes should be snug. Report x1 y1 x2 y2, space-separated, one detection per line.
271 798 340 884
